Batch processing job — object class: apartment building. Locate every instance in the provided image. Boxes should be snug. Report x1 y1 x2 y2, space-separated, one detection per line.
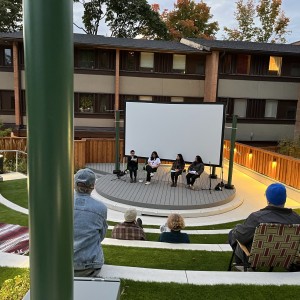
0 32 299 141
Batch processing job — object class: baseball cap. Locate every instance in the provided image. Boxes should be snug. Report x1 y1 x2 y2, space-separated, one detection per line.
74 168 96 187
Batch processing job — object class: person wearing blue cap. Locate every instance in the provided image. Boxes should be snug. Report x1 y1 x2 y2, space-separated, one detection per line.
228 183 300 266
73 168 108 277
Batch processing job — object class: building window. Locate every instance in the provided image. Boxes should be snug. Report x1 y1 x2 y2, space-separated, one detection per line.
233 99 247 118
140 52 154 71
290 63 300 77
79 94 94 113
236 54 250 74
264 100 278 118
277 100 297 120
3 48 12 66
78 50 95 69
98 51 110 70
95 94 110 113
172 54 186 73
0 90 15 111
139 96 152 101
269 56 282 76
186 55 205 75
171 97 184 102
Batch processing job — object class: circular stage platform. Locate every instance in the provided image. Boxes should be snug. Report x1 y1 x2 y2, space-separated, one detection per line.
88 163 237 216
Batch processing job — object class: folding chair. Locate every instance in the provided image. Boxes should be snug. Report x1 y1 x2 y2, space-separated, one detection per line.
228 223 300 272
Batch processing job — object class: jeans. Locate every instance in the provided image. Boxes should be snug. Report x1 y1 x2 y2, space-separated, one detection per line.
146 165 157 181
74 268 101 277
186 173 200 186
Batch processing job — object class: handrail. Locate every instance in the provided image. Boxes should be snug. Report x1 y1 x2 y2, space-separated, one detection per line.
0 149 27 173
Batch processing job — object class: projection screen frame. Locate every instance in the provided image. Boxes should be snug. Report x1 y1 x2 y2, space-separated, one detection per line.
124 101 225 167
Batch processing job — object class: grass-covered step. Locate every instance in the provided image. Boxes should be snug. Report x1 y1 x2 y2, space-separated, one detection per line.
103 245 231 271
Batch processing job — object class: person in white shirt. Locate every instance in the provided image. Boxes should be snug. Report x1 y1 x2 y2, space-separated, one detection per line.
145 151 161 185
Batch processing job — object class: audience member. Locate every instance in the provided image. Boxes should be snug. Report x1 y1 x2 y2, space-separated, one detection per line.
127 149 138 183
228 183 300 265
73 168 108 277
170 154 185 187
159 214 190 243
186 155 204 190
112 208 146 240
145 151 161 185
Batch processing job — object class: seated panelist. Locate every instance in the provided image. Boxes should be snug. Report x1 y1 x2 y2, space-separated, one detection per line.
170 154 185 187
186 155 204 190
127 149 138 183
145 151 160 185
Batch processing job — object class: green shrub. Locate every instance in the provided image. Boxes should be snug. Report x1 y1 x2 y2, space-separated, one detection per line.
3 155 27 174
0 270 30 300
0 121 11 137
278 136 300 159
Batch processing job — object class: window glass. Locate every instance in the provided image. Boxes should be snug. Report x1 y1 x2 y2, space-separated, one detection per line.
140 52 154 70
127 52 136 71
236 54 250 74
290 63 300 77
173 54 186 73
269 56 282 75
264 100 278 118
233 99 247 118
171 97 184 102
79 94 94 113
78 50 95 69
139 96 152 101
4 48 12 66
97 94 110 113
98 51 110 69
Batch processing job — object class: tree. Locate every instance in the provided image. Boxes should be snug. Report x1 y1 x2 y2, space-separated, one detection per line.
0 0 22 32
73 0 169 39
224 0 290 43
161 0 219 41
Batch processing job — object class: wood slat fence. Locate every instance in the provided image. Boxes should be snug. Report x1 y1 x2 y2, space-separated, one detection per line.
1 137 299 189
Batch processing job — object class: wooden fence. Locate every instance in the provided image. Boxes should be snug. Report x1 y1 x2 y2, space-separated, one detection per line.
1 137 299 189
223 140 300 190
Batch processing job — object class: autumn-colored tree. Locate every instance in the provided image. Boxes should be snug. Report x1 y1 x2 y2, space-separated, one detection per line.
224 0 290 43
161 0 219 40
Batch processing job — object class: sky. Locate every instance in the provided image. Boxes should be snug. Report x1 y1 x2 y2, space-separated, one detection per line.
73 0 300 43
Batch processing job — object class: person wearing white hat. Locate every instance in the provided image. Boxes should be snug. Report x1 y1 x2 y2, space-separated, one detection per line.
112 208 146 240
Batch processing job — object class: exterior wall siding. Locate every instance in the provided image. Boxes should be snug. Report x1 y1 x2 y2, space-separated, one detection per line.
0 72 14 90
224 123 295 141
218 79 299 100
120 76 204 97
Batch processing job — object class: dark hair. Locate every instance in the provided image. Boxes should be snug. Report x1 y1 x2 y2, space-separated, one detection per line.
130 150 135 153
195 155 203 163
177 153 184 164
151 151 159 160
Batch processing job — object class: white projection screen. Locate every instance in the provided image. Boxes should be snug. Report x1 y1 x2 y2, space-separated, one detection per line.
125 101 225 166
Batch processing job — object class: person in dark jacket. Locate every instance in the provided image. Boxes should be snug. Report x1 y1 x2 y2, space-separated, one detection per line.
170 154 185 187
228 183 300 264
186 155 204 190
159 213 190 243
127 149 138 183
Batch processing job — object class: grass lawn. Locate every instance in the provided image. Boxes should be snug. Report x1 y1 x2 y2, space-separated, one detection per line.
0 203 28 226
103 245 231 271
120 280 300 300
0 179 28 209
1 268 300 300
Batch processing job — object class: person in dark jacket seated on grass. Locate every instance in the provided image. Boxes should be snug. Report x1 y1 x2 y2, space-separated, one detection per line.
228 183 300 265
159 213 190 243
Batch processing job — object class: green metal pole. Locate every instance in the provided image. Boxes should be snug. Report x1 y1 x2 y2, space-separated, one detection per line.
225 115 237 189
23 1 73 299
115 110 120 171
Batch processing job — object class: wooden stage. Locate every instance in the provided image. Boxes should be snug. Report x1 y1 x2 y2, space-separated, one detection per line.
87 163 236 211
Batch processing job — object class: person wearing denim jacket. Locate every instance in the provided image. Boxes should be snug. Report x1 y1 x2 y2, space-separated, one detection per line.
73 168 108 277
